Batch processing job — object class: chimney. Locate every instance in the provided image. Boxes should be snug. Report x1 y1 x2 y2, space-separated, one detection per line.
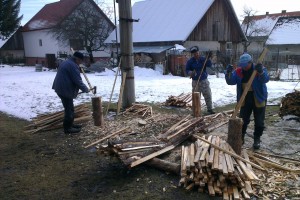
282 10 287 14
266 12 269 15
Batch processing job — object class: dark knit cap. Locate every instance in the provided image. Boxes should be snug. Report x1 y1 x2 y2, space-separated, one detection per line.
73 51 84 60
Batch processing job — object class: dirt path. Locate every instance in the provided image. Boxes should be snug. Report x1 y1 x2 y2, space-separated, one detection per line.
0 112 218 200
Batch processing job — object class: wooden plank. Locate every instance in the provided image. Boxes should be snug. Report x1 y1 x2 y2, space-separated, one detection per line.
193 135 266 171
208 136 216 166
130 145 175 168
233 186 240 200
212 136 220 170
241 189 251 200
185 146 190 171
242 149 252 169
180 145 186 177
245 181 254 194
208 183 215 196
190 143 195 168
121 144 161 151
194 140 203 163
199 135 212 161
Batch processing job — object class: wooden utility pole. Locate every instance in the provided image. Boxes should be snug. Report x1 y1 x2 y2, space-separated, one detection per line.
118 0 135 109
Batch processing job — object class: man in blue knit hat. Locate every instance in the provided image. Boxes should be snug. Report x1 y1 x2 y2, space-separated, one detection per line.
225 53 269 149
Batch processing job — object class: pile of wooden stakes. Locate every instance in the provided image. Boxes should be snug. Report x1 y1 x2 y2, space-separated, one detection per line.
121 103 152 118
180 135 261 199
25 104 91 133
164 93 193 108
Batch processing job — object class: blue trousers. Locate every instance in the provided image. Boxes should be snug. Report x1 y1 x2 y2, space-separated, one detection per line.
240 91 266 139
58 95 74 131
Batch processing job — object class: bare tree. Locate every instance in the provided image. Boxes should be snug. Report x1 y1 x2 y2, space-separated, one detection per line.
50 0 114 63
241 7 269 52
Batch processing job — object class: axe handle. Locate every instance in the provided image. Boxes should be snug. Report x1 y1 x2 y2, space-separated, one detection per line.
79 65 93 90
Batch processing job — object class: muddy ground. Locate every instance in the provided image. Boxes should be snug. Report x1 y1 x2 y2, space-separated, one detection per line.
0 104 299 199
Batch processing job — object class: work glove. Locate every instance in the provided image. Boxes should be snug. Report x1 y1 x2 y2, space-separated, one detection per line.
188 70 197 77
255 63 263 74
226 64 234 74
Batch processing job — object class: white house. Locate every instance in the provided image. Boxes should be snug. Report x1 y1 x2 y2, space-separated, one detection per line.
21 0 115 67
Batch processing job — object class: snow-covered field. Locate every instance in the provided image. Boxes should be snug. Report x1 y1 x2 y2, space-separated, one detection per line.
0 65 298 120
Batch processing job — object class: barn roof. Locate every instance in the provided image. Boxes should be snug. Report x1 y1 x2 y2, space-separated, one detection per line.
22 0 114 32
106 0 243 44
242 11 300 37
266 16 300 45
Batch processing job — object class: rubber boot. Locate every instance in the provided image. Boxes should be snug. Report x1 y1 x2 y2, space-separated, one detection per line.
253 136 261 150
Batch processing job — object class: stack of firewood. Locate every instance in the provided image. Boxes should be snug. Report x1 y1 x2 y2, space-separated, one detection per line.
180 135 261 199
25 104 91 133
279 90 300 117
121 103 152 118
165 93 193 107
108 139 167 166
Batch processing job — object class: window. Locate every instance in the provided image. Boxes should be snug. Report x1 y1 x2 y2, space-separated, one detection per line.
39 39 42 46
69 39 84 50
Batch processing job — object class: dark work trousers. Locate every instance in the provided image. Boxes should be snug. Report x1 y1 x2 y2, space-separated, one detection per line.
58 95 74 131
239 91 266 139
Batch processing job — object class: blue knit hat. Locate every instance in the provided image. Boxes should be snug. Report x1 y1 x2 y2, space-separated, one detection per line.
239 53 252 68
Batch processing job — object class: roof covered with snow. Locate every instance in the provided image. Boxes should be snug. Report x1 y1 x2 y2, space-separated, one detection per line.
266 17 300 45
105 0 215 43
242 11 300 37
22 0 84 32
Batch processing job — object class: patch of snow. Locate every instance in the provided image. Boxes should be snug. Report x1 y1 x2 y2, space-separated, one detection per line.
0 65 298 120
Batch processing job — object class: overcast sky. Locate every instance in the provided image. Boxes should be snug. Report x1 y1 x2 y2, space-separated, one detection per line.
20 0 300 25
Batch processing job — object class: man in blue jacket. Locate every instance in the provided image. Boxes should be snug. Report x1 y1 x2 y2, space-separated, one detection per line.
225 53 269 149
186 46 215 114
52 52 89 134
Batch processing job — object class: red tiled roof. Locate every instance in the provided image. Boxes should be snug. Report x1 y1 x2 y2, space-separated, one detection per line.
244 11 300 23
22 0 84 32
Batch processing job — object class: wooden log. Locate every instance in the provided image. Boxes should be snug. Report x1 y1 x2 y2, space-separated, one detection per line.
117 71 127 114
227 118 243 155
146 158 180 174
192 92 201 117
92 97 104 126
84 127 130 148
193 135 266 171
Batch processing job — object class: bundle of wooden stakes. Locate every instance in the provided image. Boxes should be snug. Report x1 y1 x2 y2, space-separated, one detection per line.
121 103 152 118
165 93 193 107
180 135 261 199
25 104 91 134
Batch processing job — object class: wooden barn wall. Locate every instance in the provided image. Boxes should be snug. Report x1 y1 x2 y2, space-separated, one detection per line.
187 0 242 43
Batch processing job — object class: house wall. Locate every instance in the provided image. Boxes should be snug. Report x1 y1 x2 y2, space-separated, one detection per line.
23 30 69 66
187 0 244 43
0 50 24 58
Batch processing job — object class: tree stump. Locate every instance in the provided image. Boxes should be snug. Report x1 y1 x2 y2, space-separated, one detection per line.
192 92 201 117
92 97 104 126
227 118 243 155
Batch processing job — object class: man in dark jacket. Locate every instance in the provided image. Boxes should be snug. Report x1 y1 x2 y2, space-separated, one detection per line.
186 46 215 114
52 52 89 134
225 53 269 149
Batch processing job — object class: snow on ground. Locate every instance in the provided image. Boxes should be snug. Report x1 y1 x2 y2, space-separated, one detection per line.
0 65 298 120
